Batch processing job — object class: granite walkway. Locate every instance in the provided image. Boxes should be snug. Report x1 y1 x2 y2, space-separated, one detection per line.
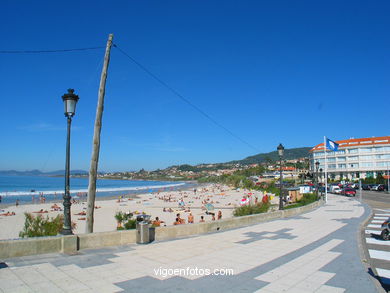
0 194 378 292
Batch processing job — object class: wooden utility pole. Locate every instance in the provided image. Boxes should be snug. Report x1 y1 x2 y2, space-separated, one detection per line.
85 34 113 233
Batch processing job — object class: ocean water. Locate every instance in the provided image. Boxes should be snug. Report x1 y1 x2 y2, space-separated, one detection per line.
0 175 186 204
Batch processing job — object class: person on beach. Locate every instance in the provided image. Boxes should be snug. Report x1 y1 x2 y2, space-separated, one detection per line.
188 213 194 224
152 217 164 227
0 195 2 203
33 209 48 213
177 213 185 224
15 199 19 207
173 218 181 225
217 210 222 220
0 211 15 216
200 216 205 223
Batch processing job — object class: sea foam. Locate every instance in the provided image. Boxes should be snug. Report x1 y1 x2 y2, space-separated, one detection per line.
0 183 185 197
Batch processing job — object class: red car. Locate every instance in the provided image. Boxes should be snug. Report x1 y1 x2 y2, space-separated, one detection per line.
342 188 356 197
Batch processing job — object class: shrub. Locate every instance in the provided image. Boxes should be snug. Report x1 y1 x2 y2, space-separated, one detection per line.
233 202 270 217
19 213 69 238
284 193 318 209
124 219 136 230
116 211 136 230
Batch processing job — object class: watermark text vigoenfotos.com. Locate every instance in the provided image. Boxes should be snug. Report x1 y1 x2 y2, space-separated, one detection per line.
154 266 234 278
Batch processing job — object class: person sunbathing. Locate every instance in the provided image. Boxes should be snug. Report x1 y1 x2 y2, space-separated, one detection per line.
74 211 86 216
33 209 48 213
0 211 15 216
188 213 194 224
199 216 205 223
173 218 181 225
78 217 86 220
152 217 164 227
51 204 62 211
176 213 185 224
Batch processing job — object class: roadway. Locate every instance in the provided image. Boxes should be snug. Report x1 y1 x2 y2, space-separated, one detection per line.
359 190 390 292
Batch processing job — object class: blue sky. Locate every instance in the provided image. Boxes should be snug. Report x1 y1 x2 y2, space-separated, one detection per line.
0 0 389 172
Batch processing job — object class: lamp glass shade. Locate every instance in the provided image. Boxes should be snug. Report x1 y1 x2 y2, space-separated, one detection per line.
277 143 284 157
64 99 77 116
62 89 79 117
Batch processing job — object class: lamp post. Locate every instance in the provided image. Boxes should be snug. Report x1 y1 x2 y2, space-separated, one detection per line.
61 89 79 235
319 168 323 198
387 163 390 194
277 143 285 210
315 161 320 198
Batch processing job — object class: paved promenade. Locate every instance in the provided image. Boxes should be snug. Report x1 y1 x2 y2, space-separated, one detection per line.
0 194 378 292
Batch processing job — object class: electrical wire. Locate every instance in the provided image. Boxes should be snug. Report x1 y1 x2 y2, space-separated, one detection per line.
113 43 260 152
0 47 105 54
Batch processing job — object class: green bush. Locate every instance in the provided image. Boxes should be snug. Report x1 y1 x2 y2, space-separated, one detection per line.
19 213 65 238
124 219 136 230
116 211 136 230
284 193 318 209
233 202 270 217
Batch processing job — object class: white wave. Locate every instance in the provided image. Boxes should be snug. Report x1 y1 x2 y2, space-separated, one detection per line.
0 183 185 197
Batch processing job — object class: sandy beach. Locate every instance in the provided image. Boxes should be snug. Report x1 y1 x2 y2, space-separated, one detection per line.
0 184 278 240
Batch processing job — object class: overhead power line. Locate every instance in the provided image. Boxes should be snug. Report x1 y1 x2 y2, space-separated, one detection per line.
113 43 259 153
0 46 105 54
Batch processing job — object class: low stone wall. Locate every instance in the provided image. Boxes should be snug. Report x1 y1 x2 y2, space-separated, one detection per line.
78 230 137 250
0 200 322 259
154 200 322 240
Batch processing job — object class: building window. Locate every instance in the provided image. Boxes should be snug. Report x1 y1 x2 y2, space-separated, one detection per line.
338 164 346 169
349 164 358 168
328 164 336 169
335 150 345 154
338 157 346 162
376 146 390 152
361 162 373 167
348 156 358 161
349 149 358 154
376 154 390 159
376 162 390 167
360 155 373 160
327 158 336 162
360 148 372 153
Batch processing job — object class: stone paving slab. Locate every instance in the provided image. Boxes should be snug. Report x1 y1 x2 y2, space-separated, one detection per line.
0 194 377 292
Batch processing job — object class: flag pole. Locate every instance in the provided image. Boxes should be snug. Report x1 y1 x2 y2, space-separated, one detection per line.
324 136 328 203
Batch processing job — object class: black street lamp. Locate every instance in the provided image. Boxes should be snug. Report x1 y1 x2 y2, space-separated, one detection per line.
277 143 285 210
315 161 320 198
61 89 79 235
319 168 323 198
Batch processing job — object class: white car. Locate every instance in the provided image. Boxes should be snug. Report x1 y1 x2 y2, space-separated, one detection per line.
333 187 342 194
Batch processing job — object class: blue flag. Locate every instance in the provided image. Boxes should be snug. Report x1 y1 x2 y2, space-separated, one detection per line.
326 138 339 151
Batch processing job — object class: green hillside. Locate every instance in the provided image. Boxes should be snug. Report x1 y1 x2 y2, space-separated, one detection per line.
229 147 311 165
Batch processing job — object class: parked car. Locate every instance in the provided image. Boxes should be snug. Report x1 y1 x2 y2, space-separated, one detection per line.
350 183 359 189
361 184 371 190
371 184 385 191
333 186 342 194
341 188 356 197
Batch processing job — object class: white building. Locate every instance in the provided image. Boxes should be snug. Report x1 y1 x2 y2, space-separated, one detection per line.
310 136 390 180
